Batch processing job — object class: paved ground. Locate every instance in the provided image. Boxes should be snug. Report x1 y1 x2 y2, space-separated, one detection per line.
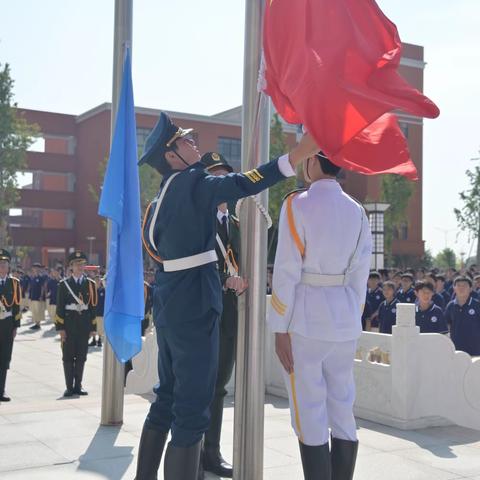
2 314 480 479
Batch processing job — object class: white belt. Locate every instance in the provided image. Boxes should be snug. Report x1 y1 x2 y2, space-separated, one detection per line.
301 272 345 287
65 304 89 312
163 250 218 272
0 311 13 320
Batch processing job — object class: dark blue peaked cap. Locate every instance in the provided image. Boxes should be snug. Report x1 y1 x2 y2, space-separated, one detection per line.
138 112 193 173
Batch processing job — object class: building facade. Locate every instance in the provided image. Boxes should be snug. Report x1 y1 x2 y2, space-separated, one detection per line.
10 43 427 267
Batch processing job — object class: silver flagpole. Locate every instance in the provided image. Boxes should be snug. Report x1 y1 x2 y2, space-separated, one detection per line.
233 0 269 478
100 0 133 426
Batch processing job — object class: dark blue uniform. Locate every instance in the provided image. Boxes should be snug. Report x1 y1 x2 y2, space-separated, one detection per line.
366 287 384 328
96 286 105 317
396 287 415 304
142 160 286 447
432 292 445 310
29 275 45 301
415 303 448 334
378 298 399 334
439 289 451 306
46 278 58 306
445 297 480 356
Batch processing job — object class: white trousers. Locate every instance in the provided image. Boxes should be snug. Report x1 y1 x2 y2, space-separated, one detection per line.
282 334 357 446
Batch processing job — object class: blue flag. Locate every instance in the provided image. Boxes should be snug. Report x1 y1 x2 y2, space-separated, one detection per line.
98 48 144 363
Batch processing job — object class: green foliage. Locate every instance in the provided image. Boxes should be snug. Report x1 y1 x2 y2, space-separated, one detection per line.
422 248 434 269
454 164 480 263
435 247 457 269
0 62 38 246
380 174 414 257
267 114 297 261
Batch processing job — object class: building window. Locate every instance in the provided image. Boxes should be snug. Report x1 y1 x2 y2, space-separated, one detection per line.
400 222 408 240
137 127 152 154
217 137 241 171
399 122 409 139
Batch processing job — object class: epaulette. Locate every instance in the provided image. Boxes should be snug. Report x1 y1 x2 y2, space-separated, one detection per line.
230 215 240 226
282 188 307 202
86 277 96 284
10 276 20 283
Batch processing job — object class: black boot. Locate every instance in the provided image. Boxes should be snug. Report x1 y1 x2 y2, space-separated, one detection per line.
88 337 97 347
203 395 232 477
134 422 168 480
164 440 202 480
331 438 358 480
299 441 331 480
63 362 75 397
73 360 88 395
0 369 10 402
97 338 102 348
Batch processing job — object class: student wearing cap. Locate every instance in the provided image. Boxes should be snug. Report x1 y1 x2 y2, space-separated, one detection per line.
28 263 47 330
55 251 98 397
267 152 372 479
396 273 415 304
378 281 399 334
445 276 480 356
135 112 318 480
0 249 22 402
414 281 448 334
198 152 245 478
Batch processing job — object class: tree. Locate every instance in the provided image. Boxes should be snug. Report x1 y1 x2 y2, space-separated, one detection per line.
435 247 456 269
380 174 414 260
0 62 38 245
454 164 480 264
267 114 298 262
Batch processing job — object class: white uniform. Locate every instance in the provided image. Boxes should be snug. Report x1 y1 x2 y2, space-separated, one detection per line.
267 179 372 446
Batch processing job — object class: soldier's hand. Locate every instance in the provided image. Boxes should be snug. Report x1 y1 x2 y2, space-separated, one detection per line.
59 330 67 342
225 276 248 294
275 332 294 374
289 132 319 168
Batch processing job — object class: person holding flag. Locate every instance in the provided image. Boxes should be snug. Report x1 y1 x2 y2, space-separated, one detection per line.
134 112 318 480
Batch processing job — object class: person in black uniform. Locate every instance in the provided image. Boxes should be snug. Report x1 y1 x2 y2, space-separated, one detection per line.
89 276 105 348
0 249 22 402
29 263 46 330
134 112 318 480
365 271 384 329
55 251 98 397
200 152 246 478
414 281 448 334
142 276 153 337
445 276 480 356
378 281 399 334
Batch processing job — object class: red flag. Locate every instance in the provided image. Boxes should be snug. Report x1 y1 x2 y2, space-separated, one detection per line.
263 0 440 180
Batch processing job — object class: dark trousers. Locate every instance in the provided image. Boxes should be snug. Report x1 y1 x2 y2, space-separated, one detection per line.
204 321 236 450
147 309 220 448
0 318 15 370
61 317 91 363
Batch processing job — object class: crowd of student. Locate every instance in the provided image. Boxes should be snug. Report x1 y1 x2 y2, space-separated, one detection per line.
363 266 480 356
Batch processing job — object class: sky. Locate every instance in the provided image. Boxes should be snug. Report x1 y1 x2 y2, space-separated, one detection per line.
1 0 479 259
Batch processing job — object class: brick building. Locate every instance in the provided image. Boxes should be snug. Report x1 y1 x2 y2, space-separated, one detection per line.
10 43 427 267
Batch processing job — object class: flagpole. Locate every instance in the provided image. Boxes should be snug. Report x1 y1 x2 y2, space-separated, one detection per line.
100 0 133 426
233 0 269 478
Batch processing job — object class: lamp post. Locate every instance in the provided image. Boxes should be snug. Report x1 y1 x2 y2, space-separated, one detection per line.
364 202 390 270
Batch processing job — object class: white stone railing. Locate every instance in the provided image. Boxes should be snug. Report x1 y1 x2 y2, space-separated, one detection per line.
126 299 480 431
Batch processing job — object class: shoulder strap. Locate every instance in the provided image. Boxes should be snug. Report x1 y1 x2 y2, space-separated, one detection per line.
63 278 84 305
284 190 305 257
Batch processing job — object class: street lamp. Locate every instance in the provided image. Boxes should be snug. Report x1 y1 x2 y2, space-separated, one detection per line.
86 236 96 263
364 202 390 270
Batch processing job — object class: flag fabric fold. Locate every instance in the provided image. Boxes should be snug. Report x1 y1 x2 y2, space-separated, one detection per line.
98 48 144 363
263 0 440 179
